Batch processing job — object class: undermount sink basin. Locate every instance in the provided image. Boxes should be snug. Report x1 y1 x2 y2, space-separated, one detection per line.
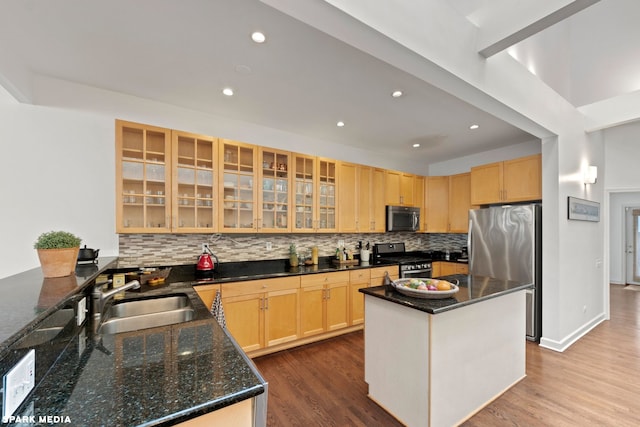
98 294 195 335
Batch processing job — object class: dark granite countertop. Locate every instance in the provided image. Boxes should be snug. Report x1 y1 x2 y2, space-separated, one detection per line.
0 257 119 354
5 282 265 426
360 274 533 314
0 256 398 425
129 257 399 286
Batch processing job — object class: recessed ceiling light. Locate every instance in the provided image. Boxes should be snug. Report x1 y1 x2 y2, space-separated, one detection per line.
392 90 403 98
412 143 420 148
222 88 234 96
337 121 345 127
251 32 266 43
469 124 479 130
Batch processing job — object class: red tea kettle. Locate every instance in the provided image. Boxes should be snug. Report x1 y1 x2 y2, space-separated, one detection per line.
197 246 219 271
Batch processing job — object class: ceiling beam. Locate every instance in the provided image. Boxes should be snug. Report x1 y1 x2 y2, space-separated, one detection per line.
476 0 600 58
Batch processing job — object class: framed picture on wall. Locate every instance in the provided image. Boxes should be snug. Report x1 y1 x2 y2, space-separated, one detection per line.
568 196 600 222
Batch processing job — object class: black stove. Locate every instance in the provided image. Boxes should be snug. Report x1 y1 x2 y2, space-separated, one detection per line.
373 242 432 278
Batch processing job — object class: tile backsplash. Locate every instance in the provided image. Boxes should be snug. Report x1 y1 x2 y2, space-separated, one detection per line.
118 232 467 267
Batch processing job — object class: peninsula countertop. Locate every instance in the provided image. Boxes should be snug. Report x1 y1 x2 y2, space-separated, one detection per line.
360 274 533 314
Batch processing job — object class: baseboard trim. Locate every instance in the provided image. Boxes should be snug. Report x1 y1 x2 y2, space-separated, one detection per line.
539 313 606 352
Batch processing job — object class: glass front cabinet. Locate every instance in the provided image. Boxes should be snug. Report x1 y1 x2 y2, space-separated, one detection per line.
292 154 337 233
172 131 217 231
116 121 172 232
259 148 291 232
219 140 258 232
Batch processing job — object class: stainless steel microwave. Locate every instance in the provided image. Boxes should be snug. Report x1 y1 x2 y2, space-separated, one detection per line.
386 205 420 232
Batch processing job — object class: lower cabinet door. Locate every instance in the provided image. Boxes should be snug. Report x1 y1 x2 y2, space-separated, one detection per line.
222 293 263 352
300 285 325 337
265 288 299 347
326 282 349 331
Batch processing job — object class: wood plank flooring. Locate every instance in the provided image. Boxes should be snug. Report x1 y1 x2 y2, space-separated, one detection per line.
253 284 640 426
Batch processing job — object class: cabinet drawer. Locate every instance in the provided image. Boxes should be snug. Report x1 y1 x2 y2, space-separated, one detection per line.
301 271 350 287
370 266 398 279
349 269 371 283
221 276 300 297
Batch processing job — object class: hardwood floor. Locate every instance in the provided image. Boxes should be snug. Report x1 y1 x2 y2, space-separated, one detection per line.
253 284 640 426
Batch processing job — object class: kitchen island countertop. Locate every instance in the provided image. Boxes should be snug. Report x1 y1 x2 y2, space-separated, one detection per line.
360 273 532 314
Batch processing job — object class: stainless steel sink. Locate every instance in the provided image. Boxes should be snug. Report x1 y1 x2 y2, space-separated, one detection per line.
108 294 192 317
98 294 195 335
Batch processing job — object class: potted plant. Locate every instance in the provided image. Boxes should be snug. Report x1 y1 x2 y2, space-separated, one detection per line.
34 231 82 278
289 243 299 267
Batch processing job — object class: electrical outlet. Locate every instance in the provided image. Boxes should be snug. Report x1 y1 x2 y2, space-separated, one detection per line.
338 240 345 247
2 349 35 418
266 242 272 251
417 238 422 245
202 243 209 253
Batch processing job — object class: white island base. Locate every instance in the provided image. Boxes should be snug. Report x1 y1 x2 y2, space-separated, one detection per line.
364 290 526 427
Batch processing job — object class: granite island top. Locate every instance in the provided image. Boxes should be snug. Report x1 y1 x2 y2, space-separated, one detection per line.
360 274 533 314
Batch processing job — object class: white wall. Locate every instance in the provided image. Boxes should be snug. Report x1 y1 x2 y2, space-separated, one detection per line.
0 103 117 278
604 120 640 285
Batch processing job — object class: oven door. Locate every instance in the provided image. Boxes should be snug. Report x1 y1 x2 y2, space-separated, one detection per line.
400 268 432 279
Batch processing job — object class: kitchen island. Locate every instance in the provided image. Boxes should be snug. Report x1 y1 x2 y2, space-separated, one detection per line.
360 274 533 427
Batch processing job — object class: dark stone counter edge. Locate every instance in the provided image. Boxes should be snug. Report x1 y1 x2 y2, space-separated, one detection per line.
360 275 534 314
0 257 120 357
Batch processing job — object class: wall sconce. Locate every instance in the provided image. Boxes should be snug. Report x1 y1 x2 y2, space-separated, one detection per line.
584 165 598 185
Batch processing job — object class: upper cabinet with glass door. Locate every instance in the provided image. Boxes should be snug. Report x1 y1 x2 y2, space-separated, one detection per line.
259 148 291 232
219 140 258 232
317 158 337 232
172 131 217 232
116 120 172 233
292 154 337 232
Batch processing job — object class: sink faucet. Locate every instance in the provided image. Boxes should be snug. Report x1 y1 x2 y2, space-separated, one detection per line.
92 280 141 319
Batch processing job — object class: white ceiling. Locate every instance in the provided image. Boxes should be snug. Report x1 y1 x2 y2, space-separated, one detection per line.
0 0 637 165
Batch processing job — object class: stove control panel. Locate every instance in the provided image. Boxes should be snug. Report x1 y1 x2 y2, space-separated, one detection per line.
400 262 432 271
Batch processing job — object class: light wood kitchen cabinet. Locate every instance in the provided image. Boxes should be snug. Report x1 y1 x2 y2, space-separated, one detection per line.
221 277 300 352
433 261 468 277
414 176 425 231
219 139 258 232
470 154 541 205
349 269 371 325
424 176 449 232
338 162 358 232
371 168 386 232
370 266 399 285
116 120 173 232
300 272 349 337
258 148 291 232
423 173 471 233
292 154 337 232
339 163 386 232
194 284 221 309
172 131 218 231
385 170 416 206
448 172 471 233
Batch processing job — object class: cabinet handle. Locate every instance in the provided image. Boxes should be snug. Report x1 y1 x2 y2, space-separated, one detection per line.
264 297 269 310
326 288 331 299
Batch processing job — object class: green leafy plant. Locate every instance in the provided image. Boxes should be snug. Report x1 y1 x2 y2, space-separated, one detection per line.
289 243 297 255
34 231 81 249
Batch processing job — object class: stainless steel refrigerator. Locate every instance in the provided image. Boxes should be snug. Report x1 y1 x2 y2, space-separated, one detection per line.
468 204 542 341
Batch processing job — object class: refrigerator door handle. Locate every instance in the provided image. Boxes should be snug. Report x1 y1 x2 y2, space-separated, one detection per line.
467 218 473 268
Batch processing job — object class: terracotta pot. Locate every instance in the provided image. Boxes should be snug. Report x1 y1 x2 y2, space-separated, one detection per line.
37 247 80 278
